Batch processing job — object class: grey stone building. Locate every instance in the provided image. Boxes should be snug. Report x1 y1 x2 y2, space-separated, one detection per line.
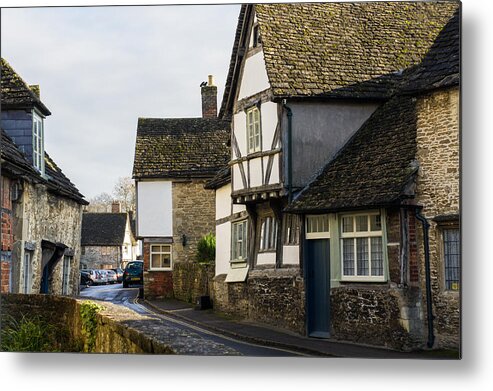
132 76 230 299
0 58 88 296
80 211 138 270
210 2 460 351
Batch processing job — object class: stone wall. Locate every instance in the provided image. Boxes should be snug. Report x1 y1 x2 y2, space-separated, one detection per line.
11 182 83 296
330 286 424 351
80 245 121 270
172 262 214 303
415 87 460 349
172 180 216 265
211 267 305 335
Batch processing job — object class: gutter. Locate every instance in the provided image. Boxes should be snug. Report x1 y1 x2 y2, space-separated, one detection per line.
415 208 435 348
282 100 293 203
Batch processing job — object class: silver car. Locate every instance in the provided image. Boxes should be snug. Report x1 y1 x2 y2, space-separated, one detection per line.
106 270 117 284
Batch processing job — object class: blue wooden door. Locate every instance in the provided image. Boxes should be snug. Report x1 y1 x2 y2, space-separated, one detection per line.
306 239 330 338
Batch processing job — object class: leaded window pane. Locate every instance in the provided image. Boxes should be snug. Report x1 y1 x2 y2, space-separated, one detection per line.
342 216 353 233
444 228 460 290
356 238 369 276
343 238 354 275
371 237 384 276
355 215 368 232
370 214 382 231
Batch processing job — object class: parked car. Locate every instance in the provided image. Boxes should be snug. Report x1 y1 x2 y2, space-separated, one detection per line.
111 268 124 283
80 270 93 286
123 261 143 288
106 270 117 284
80 269 98 285
96 270 108 285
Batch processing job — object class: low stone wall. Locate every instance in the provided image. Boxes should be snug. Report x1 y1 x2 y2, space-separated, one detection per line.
172 262 214 304
211 268 305 335
0 294 173 353
330 285 424 351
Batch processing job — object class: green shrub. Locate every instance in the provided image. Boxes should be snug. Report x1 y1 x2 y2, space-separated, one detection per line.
0 314 59 352
79 301 104 352
196 233 216 264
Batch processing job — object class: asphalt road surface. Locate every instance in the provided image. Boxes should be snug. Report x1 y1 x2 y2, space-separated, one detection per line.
79 283 305 357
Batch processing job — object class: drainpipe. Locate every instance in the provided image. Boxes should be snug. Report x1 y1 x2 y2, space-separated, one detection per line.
415 208 435 348
282 100 293 203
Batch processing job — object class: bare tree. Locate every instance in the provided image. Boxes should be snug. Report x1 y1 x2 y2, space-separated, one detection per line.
113 176 136 213
86 192 113 213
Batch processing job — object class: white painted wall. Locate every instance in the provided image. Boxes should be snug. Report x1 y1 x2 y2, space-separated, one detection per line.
249 157 263 188
215 221 231 276
282 245 299 265
232 164 243 192
269 154 280 185
238 51 270 100
216 185 232 220
137 181 172 237
256 252 276 266
260 101 278 151
233 111 247 157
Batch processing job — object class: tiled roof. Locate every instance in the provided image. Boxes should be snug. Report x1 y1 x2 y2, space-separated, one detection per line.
1 128 41 180
402 7 460 94
0 58 51 116
81 213 127 246
44 152 88 205
132 117 230 179
286 94 418 213
204 165 231 190
220 2 459 118
286 5 460 213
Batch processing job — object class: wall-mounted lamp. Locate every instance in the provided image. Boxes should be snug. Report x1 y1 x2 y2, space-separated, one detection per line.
181 234 187 247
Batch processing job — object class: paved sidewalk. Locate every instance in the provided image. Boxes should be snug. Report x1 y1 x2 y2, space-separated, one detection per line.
142 298 445 359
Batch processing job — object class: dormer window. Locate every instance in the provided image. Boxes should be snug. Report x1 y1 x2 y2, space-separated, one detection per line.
32 111 44 174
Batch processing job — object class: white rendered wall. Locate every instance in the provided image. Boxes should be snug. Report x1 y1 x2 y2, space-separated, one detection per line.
260 101 278 151
216 185 232 220
233 111 247 157
232 164 244 192
249 157 263 188
282 245 299 265
256 252 276 266
137 181 172 237
238 51 270 100
269 154 280 185
215 221 231 276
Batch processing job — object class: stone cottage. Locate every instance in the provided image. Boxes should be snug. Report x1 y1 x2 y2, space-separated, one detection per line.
209 2 460 350
80 207 138 270
132 76 230 299
0 58 88 295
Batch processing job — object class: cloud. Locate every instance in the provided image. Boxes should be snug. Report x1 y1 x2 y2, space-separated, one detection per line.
1 4 240 198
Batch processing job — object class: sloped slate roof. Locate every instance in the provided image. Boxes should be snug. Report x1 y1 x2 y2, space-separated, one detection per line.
286 94 418 213
81 213 127 246
402 7 460 94
0 58 51 116
220 2 458 118
44 152 88 205
1 128 41 180
204 165 231 190
133 117 230 179
287 5 460 214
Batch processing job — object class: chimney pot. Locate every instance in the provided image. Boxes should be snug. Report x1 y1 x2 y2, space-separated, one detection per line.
208 75 215 86
111 201 121 213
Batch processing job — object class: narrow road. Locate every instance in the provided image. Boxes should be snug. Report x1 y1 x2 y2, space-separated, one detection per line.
79 283 306 357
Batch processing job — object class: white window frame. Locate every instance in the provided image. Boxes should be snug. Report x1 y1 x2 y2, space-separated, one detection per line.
305 214 330 239
340 211 385 282
22 251 33 294
62 255 71 295
259 216 278 252
231 219 248 263
149 244 172 271
246 106 261 154
32 110 44 174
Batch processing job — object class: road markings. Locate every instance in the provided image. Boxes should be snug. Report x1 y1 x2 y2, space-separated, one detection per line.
128 299 308 357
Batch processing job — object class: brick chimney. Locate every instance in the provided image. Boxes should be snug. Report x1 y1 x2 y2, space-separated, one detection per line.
201 75 217 118
111 201 121 213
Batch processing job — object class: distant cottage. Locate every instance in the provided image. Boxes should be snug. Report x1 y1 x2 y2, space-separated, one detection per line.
1 58 88 295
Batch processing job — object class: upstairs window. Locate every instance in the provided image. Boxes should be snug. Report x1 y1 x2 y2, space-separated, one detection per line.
340 213 385 281
260 216 278 252
32 111 44 173
246 106 261 154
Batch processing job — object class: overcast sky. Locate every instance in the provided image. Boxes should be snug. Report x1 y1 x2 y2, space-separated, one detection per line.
1 3 241 199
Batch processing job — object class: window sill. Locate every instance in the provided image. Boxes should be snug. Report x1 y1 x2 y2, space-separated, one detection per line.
340 276 387 283
149 267 172 272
